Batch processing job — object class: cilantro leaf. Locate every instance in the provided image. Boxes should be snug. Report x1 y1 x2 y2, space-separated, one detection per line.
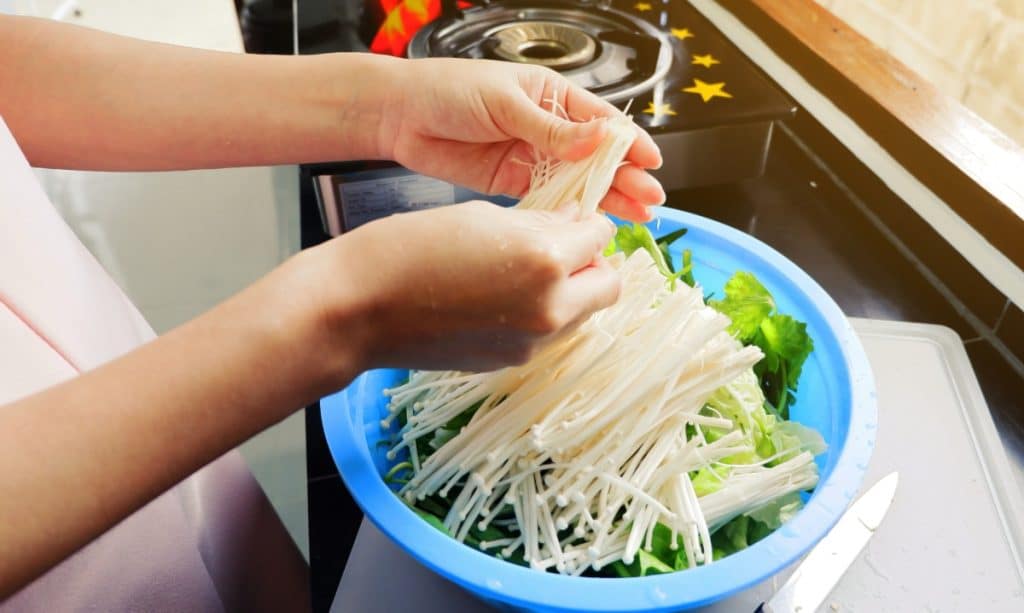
612 224 676 280
759 314 814 389
606 224 696 288
613 223 649 256
710 274 813 418
709 272 775 341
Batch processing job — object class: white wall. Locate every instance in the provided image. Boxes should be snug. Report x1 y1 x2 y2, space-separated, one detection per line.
817 0 1024 146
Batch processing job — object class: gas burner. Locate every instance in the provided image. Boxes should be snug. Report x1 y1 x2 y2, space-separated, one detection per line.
408 2 673 104
307 0 798 234
489 21 597 69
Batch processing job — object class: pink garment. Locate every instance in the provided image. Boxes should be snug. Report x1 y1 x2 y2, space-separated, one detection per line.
0 116 299 612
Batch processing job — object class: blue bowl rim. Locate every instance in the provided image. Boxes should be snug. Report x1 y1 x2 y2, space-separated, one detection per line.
321 207 877 612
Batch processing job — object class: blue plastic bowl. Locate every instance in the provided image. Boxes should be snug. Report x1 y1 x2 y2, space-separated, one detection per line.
320 207 877 612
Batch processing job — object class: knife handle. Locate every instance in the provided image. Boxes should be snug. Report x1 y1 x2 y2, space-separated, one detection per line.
753 604 766 613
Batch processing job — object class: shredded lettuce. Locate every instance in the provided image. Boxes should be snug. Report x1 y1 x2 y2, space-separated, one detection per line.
611 523 688 576
746 491 803 530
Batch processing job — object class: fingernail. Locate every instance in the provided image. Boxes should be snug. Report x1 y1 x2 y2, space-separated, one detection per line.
575 118 605 142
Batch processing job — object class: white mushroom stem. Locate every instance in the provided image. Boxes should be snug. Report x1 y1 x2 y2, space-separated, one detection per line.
382 115 821 576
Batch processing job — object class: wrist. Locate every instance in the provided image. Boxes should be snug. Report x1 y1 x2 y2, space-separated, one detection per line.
320 52 408 161
284 242 380 392
230 246 373 409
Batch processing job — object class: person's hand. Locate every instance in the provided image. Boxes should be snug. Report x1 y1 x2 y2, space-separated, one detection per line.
305 201 620 374
378 58 665 222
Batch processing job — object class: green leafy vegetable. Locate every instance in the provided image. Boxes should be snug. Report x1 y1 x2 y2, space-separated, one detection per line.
711 513 772 559
395 224 823 577
708 272 774 340
746 492 803 530
414 508 451 536
769 421 827 463
691 465 729 496
709 273 814 418
611 224 674 279
609 523 684 577
444 399 485 431
605 223 697 289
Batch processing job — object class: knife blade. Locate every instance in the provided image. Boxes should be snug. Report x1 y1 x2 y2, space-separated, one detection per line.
757 472 899 613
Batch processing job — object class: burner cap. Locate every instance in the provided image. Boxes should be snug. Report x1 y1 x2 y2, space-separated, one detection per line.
408 3 672 104
490 21 597 70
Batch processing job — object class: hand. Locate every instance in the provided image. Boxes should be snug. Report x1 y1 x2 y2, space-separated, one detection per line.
308 201 620 373
380 58 665 222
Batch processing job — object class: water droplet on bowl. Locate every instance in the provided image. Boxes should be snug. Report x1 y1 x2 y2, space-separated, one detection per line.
486 578 503 590
649 586 668 602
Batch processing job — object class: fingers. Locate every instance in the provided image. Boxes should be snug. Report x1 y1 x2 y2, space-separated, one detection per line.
558 257 622 320
510 96 609 162
600 188 655 223
596 165 665 221
512 77 665 168
613 164 665 205
626 126 663 170
544 212 617 273
558 84 663 169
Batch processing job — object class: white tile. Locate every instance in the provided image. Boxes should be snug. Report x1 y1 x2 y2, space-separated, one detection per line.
17 0 243 52
38 166 290 314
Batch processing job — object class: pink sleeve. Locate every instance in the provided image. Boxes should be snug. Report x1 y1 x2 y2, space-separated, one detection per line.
0 115 307 612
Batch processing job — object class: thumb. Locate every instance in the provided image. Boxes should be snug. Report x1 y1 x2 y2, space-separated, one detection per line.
513 100 607 161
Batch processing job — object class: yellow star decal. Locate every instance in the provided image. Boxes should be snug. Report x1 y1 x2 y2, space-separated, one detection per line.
380 6 405 36
642 101 677 118
634 2 652 11
405 0 431 20
671 27 694 40
691 53 720 68
683 79 732 102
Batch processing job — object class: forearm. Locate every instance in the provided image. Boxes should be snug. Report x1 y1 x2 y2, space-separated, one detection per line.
0 15 402 170
0 250 363 597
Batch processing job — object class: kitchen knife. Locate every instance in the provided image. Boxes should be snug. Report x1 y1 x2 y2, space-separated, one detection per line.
757 471 899 613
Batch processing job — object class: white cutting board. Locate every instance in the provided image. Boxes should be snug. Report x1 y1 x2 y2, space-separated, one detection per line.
330 319 1024 612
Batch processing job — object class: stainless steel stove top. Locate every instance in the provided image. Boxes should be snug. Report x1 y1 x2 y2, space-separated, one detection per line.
408 2 672 104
